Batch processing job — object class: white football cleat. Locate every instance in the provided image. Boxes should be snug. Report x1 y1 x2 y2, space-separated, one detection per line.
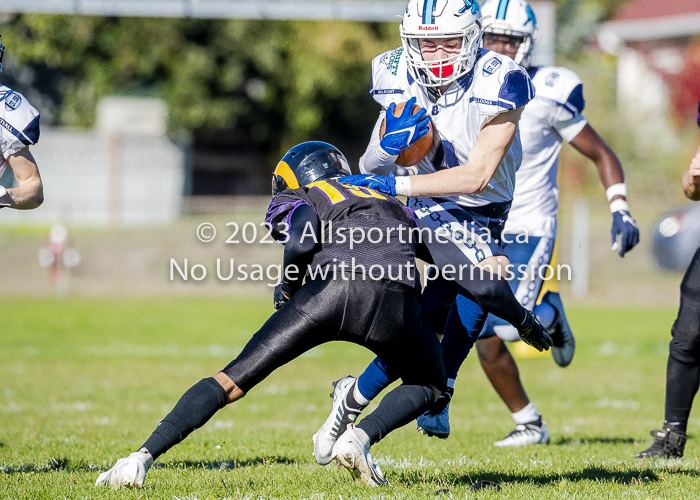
313 376 364 466
95 451 154 489
494 420 550 448
333 425 387 487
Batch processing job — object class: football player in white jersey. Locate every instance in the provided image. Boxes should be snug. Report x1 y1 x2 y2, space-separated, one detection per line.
312 0 553 466
0 37 43 211
414 0 641 447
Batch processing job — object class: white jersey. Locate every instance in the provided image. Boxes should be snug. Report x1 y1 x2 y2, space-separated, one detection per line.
0 85 41 178
361 48 534 208
506 66 587 237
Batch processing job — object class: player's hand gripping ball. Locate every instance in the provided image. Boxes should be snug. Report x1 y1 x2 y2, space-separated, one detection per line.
380 98 434 167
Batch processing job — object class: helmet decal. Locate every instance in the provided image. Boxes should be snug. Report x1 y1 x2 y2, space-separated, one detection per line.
273 161 300 190
459 0 480 15
525 4 537 26
496 0 511 20
422 0 437 24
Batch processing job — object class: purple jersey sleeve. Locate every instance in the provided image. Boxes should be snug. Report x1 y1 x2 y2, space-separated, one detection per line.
265 192 311 243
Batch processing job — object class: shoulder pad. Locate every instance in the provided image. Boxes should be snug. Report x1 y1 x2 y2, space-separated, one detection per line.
370 47 410 107
531 66 585 115
0 86 41 152
471 51 534 111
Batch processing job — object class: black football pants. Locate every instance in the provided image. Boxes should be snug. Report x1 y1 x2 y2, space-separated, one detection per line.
665 247 700 432
222 276 447 446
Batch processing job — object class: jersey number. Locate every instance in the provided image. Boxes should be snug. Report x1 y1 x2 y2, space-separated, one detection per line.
308 180 387 206
431 139 460 171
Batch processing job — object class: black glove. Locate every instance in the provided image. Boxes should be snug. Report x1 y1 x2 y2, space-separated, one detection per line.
273 282 292 310
517 310 553 352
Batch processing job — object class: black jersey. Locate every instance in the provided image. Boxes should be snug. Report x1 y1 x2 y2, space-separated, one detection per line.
265 179 418 287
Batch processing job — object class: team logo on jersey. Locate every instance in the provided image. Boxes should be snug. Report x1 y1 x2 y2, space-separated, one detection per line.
381 47 404 76
3 91 21 111
545 73 560 87
482 57 502 77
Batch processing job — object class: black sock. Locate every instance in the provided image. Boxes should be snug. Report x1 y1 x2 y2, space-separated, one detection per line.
141 377 228 459
357 384 433 446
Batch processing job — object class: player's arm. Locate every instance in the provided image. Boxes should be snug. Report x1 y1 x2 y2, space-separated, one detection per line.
0 148 43 209
359 111 399 176
395 106 523 197
568 123 639 257
682 145 700 201
273 204 321 309
569 123 624 196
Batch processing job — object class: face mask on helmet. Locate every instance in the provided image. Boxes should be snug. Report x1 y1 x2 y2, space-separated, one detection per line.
272 141 351 196
400 0 483 88
480 0 537 68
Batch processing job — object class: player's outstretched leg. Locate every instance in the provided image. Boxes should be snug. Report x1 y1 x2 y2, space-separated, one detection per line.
96 376 229 489
539 291 575 367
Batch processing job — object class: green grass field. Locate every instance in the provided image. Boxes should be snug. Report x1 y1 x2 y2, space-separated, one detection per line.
2 298 700 499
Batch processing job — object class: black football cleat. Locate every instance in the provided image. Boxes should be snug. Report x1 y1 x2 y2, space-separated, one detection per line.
635 427 686 459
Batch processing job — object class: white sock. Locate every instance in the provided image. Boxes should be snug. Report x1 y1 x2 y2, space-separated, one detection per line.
353 382 370 407
511 402 540 425
447 378 456 389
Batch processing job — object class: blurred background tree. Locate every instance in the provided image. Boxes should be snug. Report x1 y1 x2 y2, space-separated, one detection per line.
0 0 694 196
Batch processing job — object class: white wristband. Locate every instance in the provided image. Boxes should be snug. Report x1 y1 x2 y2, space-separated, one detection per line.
394 176 412 197
605 183 627 202
609 198 629 214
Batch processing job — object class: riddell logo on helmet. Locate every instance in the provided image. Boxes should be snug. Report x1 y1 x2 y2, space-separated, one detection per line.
418 25 440 31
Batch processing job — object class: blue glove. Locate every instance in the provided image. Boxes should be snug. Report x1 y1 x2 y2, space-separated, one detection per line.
340 173 397 196
381 97 431 155
611 210 639 257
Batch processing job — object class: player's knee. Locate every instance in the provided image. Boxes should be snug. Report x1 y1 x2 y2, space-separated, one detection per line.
668 333 700 367
476 335 501 364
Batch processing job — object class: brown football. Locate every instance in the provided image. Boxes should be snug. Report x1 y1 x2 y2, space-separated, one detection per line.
379 101 434 167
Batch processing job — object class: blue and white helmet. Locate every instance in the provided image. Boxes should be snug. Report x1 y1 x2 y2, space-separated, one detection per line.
480 0 538 68
400 0 483 88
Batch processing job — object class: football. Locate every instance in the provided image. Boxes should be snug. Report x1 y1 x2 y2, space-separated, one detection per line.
380 101 434 167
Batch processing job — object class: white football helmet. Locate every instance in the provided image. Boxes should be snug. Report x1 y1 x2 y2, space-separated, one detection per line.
480 0 538 68
400 0 483 88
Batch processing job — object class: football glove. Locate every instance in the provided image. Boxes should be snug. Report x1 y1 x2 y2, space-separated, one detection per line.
611 210 639 258
381 97 431 155
340 173 397 196
517 310 552 352
273 283 291 310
